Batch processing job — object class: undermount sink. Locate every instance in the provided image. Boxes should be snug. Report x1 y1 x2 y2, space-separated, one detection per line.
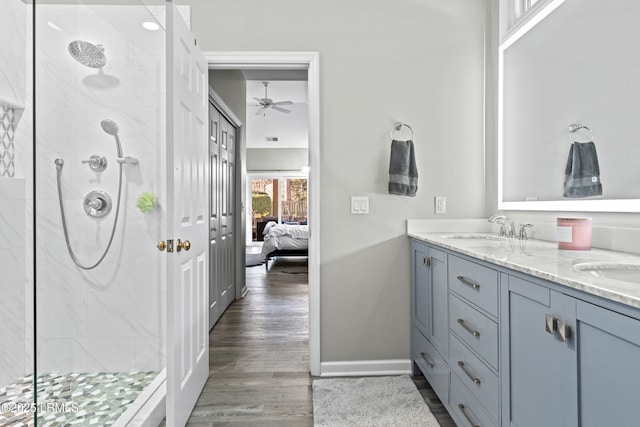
440 233 504 241
573 262 640 283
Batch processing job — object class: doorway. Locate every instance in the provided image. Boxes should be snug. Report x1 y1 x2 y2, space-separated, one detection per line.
205 52 320 376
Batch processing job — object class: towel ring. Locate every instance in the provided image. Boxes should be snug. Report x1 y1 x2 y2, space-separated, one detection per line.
569 124 594 143
390 122 414 141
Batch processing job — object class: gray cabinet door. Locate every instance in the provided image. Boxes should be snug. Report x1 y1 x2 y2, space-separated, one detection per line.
411 240 430 339
505 275 577 427
429 247 448 359
410 242 448 358
577 301 640 427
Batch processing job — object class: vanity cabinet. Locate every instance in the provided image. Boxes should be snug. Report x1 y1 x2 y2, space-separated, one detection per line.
410 236 640 427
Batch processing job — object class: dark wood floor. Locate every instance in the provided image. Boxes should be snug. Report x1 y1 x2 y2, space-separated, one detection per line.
181 256 455 426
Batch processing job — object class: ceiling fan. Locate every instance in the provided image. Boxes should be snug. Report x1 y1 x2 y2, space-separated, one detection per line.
251 81 293 116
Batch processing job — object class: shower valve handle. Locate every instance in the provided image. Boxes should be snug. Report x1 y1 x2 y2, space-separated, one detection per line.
82 154 108 172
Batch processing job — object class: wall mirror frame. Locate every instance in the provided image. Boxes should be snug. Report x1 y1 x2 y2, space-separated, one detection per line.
498 0 640 213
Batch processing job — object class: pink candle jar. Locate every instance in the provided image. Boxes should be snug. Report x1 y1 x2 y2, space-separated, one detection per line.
557 217 592 250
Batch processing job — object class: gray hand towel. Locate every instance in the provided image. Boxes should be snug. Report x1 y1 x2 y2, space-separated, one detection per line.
563 141 602 198
388 139 418 197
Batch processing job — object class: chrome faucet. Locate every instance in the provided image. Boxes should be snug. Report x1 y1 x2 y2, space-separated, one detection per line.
488 214 516 238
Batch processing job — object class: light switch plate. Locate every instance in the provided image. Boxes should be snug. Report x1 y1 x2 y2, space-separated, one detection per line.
351 196 370 215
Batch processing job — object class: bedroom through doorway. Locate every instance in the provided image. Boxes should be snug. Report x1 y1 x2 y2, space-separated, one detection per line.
207 51 320 375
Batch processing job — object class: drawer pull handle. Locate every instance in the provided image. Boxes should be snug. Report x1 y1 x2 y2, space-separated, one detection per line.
458 361 481 385
457 275 480 290
545 314 558 335
458 404 480 427
420 352 434 368
558 321 572 343
457 318 481 337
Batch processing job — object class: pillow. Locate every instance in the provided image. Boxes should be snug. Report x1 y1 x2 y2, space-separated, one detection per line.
263 220 277 235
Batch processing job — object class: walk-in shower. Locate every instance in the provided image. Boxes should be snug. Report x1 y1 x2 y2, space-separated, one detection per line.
0 1 167 426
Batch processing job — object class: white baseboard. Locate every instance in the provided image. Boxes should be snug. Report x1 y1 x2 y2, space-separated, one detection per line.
319 359 412 377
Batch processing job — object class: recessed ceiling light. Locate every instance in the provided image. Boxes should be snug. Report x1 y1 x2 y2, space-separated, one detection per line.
142 21 160 31
47 21 63 32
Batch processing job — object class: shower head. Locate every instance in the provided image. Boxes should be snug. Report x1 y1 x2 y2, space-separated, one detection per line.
68 40 106 69
100 119 123 158
100 119 119 136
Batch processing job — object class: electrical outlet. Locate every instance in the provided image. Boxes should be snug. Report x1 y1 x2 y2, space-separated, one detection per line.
435 196 446 215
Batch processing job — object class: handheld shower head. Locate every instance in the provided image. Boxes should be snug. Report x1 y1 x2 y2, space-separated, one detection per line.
100 119 119 136
100 119 123 158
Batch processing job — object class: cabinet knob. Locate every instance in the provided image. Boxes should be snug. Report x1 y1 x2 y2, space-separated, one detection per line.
423 257 431 267
157 240 166 252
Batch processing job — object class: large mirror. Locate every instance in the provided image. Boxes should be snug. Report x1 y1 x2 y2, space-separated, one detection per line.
498 0 640 212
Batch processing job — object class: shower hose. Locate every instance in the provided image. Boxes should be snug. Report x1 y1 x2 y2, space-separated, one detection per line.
54 158 124 270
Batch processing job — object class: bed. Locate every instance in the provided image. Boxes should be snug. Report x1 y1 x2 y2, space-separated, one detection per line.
261 222 309 270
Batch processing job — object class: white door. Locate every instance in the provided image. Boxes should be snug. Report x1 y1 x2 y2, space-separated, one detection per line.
166 3 209 426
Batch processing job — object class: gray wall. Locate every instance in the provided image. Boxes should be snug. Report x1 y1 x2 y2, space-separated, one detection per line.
190 0 488 363
246 148 308 172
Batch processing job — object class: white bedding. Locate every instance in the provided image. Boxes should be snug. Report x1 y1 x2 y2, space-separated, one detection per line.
262 224 309 256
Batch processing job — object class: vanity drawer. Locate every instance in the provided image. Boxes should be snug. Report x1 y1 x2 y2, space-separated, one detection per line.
451 374 498 427
449 255 499 317
450 334 499 422
412 327 449 405
449 294 499 369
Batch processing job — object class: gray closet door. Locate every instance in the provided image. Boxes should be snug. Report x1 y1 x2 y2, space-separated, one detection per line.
209 103 236 329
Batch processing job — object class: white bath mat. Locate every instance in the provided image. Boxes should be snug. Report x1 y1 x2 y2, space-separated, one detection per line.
312 375 439 427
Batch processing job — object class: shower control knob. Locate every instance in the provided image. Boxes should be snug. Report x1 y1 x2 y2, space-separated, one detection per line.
157 240 166 252
82 154 108 172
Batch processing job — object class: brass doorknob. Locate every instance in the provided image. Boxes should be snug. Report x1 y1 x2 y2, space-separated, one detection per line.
176 239 191 252
157 240 166 251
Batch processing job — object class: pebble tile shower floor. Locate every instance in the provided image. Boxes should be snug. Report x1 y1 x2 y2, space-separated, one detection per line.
0 371 157 426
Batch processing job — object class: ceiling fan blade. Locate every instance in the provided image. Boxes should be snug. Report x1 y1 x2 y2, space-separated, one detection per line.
255 107 267 116
271 106 291 114
252 97 264 104
272 100 293 106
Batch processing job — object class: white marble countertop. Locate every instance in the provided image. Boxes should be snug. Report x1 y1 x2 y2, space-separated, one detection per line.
409 232 640 310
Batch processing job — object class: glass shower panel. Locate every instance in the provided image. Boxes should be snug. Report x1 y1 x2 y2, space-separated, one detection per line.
0 0 34 426
34 1 166 425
